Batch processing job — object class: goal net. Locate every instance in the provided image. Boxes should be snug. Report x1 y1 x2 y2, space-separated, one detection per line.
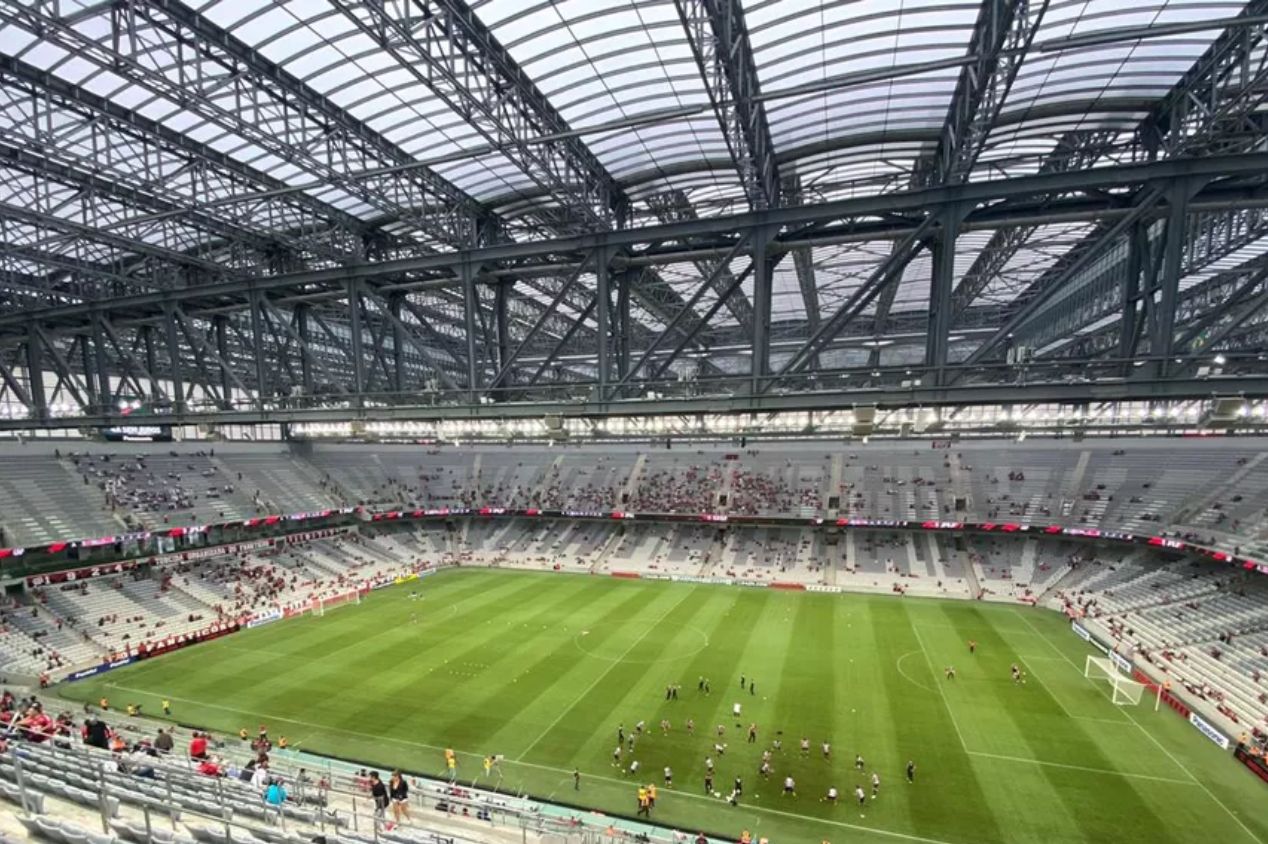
1084 655 1145 705
307 588 364 617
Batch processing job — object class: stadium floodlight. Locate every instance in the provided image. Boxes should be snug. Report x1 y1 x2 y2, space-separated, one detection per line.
1083 655 1146 706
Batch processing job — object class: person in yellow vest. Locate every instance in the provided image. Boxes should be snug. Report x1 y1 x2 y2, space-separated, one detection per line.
278 736 288 749
126 703 137 717
636 786 649 817
648 783 657 808
99 697 109 711
239 727 249 741
483 756 493 776
162 699 171 716
446 754 457 781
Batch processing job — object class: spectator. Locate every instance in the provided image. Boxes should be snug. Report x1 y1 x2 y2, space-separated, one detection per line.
265 778 287 807
154 728 173 754
369 771 389 821
189 730 208 760
389 770 410 825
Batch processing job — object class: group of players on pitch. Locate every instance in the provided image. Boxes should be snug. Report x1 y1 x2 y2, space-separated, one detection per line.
612 674 917 816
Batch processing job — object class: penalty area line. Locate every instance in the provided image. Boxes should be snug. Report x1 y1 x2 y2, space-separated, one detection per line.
1013 609 1265 844
966 751 1194 785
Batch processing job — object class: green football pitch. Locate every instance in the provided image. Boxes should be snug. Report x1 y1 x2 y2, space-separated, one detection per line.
60 569 1267 844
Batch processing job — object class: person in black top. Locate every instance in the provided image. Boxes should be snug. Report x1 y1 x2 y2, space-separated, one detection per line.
388 770 410 826
369 771 389 821
84 715 110 750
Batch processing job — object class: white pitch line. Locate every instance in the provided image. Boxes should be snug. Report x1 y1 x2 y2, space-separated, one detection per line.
1013 609 1265 844
966 750 1195 785
515 585 698 761
894 650 938 694
101 683 967 844
1011 646 1128 727
910 623 970 753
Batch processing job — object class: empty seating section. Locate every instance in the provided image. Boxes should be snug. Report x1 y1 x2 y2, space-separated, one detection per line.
969 537 1084 601
840 452 955 520
713 527 812 577
1059 560 1268 729
219 452 336 512
472 453 552 508
539 454 630 509
4 438 1268 549
459 518 615 571
0 455 117 546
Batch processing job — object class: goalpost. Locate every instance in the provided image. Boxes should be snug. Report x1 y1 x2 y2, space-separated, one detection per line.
1083 655 1146 706
307 588 365 617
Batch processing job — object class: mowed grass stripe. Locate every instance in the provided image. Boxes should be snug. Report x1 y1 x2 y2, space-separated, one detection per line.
459 580 685 756
895 601 1005 842
946 605 1180 844
517 584 708 766
301 574 614 733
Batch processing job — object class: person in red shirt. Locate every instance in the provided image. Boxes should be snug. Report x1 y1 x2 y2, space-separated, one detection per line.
189 731 208 760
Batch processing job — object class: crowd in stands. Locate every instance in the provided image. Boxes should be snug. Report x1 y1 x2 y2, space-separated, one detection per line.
63 449 266 526
1058 560 1268 734
0 532 430 677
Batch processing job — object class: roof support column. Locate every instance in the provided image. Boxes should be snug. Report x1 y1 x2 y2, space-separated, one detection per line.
214 316 233 410
347 280 366 408
751 225 774 393
389 294 406 395
926 205 968 385
1152 181 1200 376
1117 222 1147 372
162 305 184 415
24 327 46 423
295 305 313 401
141 325 160 405
616 268 632 382
248 290 268 410
596 249 612 399
79 335 99 415
494 281 512 392
92 316 111 412
461 262 479 400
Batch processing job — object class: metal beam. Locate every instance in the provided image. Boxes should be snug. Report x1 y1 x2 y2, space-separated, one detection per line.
775 217 940 381
923 0 1048 186
1 153 1266 335
332 0 620 229
613 236 750 395
674 0 779 208
1140 0 1268 158
1006 5 1268 351
646 189 754 330
963 185 1169 367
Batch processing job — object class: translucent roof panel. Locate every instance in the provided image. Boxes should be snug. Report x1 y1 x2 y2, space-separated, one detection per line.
483 0 729 184
1003 0 1245 119
748 0 978 155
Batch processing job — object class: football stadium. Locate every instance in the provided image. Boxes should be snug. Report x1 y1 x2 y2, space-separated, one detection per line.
1 3 1268 844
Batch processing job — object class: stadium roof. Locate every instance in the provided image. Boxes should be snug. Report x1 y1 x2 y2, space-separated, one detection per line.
1 0 1267 427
